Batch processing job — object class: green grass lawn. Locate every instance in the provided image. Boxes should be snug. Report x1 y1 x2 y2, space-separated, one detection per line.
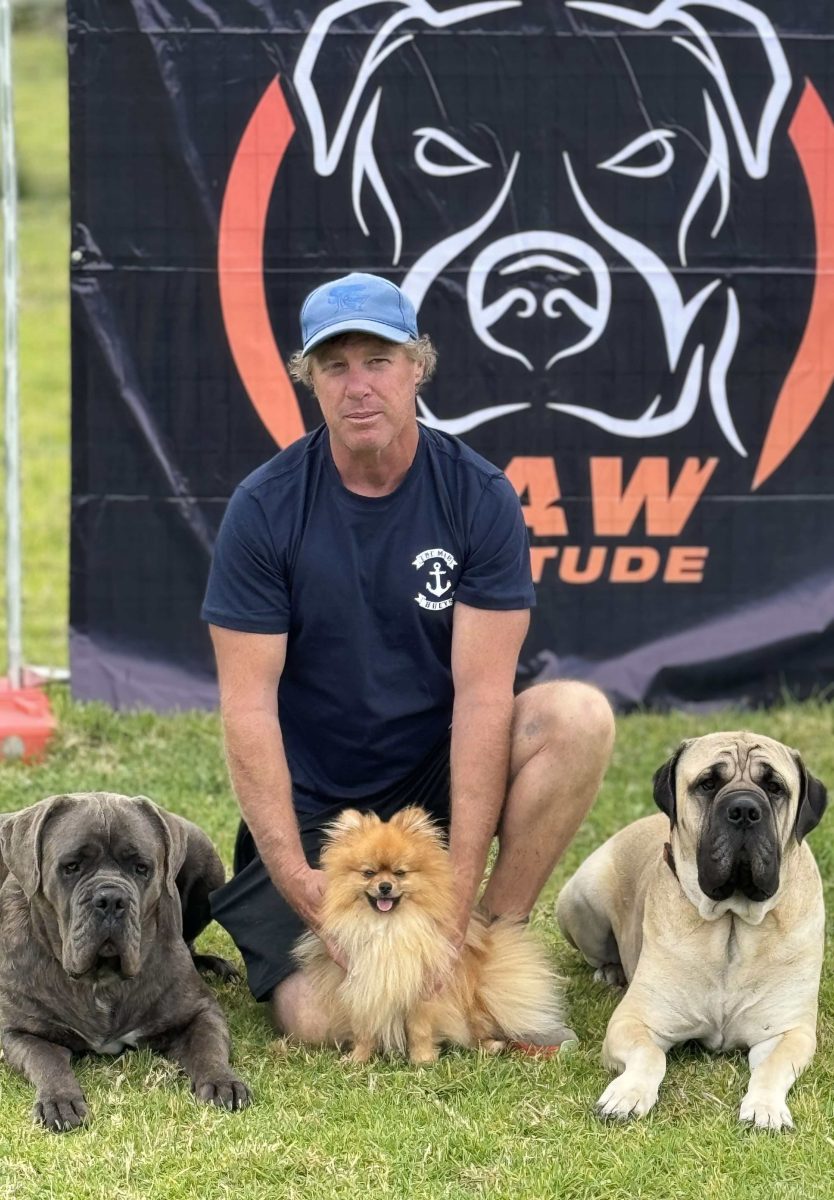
1 697 834 1200
2 21 834 1200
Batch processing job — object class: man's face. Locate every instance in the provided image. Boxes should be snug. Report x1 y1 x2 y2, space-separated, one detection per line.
309 334 422 459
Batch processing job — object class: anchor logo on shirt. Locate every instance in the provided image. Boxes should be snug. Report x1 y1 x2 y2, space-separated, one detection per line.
412 547 458 611
425 562 450 598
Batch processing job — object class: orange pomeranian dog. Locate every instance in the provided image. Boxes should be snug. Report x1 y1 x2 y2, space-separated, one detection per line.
293 806 573 1064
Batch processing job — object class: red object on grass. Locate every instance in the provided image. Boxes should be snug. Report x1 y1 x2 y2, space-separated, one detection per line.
0 678 57 760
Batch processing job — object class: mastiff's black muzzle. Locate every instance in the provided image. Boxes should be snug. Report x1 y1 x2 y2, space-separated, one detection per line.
696 786 781 902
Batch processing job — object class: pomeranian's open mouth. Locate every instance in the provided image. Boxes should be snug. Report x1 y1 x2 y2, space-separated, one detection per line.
366 893 402 913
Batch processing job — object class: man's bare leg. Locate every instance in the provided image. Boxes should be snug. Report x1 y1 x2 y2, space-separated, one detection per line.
270 971 332 1044
480 680 614 919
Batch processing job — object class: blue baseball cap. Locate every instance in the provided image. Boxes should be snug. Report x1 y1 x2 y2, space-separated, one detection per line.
300 272 418 355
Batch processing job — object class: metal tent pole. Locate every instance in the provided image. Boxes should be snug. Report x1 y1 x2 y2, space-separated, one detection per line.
0 0 21 690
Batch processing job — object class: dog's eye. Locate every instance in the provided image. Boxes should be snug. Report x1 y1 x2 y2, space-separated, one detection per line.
413 127 490 177
393 869 406 878
134 862 150 877
361 869 375 879
765 780 784 798
598 129 676 179
699 776 719 795
62 862 80 876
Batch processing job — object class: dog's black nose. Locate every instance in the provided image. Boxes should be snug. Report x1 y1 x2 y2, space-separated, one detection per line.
92 886 126 920
378 881 393 896
726 793 763 827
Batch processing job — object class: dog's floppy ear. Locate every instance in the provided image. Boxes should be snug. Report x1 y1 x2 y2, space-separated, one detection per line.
792 754 828 843
390 806 444 842
0 795 75 899
652 742 690 827
134 797 189 897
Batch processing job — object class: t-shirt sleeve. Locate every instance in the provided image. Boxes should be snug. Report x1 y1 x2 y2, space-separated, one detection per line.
201 486 290 633
454 474 535 610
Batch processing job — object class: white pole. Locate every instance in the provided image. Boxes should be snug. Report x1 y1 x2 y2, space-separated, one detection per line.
0 0 22 690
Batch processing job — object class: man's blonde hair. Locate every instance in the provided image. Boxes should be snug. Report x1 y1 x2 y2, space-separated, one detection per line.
288 332 437 392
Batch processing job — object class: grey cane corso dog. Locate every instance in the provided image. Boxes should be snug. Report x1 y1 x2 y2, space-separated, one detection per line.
557 732 827 1131
0 792 251 1131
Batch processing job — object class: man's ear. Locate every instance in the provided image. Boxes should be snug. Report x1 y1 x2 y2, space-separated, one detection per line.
652 742 690 828
792 754 828 842
0 795 75 899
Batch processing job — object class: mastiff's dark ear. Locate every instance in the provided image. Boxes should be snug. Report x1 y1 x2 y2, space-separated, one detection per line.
793 754 828 842
652 742 690 827
0 795 75 899
135 797 189 897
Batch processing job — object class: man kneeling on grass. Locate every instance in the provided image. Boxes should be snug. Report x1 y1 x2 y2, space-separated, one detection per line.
202 271 615 1042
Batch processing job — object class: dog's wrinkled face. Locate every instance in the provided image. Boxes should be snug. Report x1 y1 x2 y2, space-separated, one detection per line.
654 732 827 920
0 794 182 981
40 806 166 979
319 806 451 921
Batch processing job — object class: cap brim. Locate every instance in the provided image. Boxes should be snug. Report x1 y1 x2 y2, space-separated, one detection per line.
302 318 414 356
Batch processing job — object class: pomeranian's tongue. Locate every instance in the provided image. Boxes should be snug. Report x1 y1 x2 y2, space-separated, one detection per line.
376 898 395 912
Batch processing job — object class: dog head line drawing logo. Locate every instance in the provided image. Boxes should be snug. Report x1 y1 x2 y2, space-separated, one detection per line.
218 0 834 490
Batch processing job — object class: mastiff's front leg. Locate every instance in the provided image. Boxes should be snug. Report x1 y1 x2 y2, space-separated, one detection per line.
739 1026 816 1131
2 1028 88 1132
597 1005 671 1121
160 1004 251 1111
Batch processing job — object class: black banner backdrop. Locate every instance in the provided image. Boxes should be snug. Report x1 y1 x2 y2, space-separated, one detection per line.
69 0 834 711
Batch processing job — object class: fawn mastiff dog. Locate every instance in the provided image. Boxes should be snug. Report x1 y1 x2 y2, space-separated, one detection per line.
557 732 827 1130
0 792 250 1131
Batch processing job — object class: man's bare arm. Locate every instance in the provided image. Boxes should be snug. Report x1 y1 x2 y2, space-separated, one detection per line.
209 625 326 932
448 602 531 936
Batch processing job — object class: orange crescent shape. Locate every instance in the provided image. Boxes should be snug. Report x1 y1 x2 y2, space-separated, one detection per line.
218 79 305 449
752 82 834 490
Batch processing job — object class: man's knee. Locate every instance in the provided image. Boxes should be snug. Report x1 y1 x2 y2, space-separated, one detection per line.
270 971 331 1044
511 680 615 764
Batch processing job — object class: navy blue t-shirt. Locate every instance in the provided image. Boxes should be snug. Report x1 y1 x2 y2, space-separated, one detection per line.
202 424 534 811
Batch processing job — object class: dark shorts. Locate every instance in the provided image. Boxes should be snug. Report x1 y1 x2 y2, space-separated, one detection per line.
210 732 451 1001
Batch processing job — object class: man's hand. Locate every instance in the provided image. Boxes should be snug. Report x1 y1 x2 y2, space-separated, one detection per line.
281 863 348 970
448 907 471 958
281 862 326 925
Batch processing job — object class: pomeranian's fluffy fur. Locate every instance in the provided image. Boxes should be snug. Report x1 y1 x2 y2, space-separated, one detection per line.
293 806 571 1064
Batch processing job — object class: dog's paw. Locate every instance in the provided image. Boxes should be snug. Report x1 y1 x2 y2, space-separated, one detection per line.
739 1091 794 1132
33 1090 89 1133
194 1073 251 1111
342 1044 373 1065
596 1076 658 1121
593 963 627 989
476 1039 506 1056
408 1041 442 1064
190 952 241 982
